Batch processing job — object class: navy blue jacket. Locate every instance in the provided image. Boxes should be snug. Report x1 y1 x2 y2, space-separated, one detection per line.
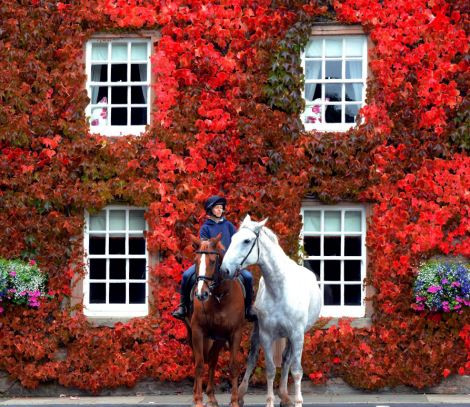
200 218 236 253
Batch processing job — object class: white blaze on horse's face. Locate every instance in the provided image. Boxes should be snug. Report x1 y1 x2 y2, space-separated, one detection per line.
196 253 207 298
221 215 268 278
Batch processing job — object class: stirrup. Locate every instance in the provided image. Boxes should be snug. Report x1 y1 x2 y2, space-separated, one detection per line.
172 304 187 320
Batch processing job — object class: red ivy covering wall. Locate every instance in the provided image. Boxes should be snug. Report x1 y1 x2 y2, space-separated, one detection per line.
0 0 468 392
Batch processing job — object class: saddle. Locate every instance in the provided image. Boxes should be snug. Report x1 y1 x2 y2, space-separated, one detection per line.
189 274 246 305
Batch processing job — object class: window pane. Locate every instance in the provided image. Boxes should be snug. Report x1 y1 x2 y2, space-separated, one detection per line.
131 43 147 61
129 236 145 255
131 108 147 125
111 43 128 61
111 87 128 104
89 259 106 279
304 260 320 281
345 38 363 57
324 284 341 305
89 283 106 303
325 84 342 102
305 39 322 57
345 211 362 232
89 212 106 231
305 83 321 101
304 210 321 232
129 259 146 279
344 285 361 305
325 60 342 79
304 236 320 256
129 210 145 230
325 39 342 57
131 86 147 104
346 84 362 102
110 258 126 279
324 211 341 232
109 210 126 230
111 108 127 125
109 283 126 303
305 61 322 80
324 236 341 256
345 104 360 123
325 105 342 123
111 64 127 82
91 64 108 82
345 260 361 281
345 236 361 256
346 60 362 79
129 283 146 304
109 235 125 254
131 64 147 81
91 43 108 61
90 86 108 104
305 104 323 124
324 260 341 281
89 235 105 254
90 107 108 126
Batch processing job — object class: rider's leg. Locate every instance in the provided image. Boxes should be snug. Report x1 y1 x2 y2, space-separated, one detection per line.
172 264 196 320
240 269 257 322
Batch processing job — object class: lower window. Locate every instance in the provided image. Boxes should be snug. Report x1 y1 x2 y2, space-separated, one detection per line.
301 205 366 317
84 206 148 317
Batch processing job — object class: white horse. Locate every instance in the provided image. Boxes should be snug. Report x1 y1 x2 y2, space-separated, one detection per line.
221 215 322 407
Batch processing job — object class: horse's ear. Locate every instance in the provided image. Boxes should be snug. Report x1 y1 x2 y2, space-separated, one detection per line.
191 234 200 251
253 217 268 233
240 214 251 227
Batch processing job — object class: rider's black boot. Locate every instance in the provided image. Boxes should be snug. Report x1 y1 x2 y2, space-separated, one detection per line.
172 303 187 320
245 305 257 322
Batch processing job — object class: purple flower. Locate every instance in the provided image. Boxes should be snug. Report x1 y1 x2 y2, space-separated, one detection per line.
464 299 470 306
9 271 16 277
415 296 426 302
427 285 441 293
441 278 449 285
442 301 450 312
451 281 461 288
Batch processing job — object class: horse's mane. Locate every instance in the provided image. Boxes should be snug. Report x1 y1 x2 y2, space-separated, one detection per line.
261 226 279 245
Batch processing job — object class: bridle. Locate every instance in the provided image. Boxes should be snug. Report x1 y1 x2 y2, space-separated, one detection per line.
237 228 261 271
195 249 222 292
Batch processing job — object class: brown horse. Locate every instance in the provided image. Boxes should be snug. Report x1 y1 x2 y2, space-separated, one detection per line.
184 234 246 407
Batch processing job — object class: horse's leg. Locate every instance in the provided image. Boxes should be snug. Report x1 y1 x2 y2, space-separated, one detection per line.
238 320 260 406
192 327 205 407
206 340 223 407
289 334 305 407
259 332 276 407
279 339 292 407
228 329 243 407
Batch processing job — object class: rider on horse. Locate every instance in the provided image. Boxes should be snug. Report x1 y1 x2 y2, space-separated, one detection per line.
172 195 257 322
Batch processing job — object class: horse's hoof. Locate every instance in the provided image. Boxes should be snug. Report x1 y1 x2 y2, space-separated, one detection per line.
280 400 293 407
229 402 239 407
206 401 219 407
238 399 244 407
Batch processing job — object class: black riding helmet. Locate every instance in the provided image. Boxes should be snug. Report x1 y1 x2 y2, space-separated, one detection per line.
204 195 227 214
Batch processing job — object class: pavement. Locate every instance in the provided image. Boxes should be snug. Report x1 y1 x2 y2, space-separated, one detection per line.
0 394 469 406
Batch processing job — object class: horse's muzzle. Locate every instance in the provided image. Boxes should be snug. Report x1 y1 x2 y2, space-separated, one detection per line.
195 291 209 302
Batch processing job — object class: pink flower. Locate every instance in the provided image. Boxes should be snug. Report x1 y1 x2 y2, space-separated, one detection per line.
9 271 16 277
427 285 441 293
442 301 450 312
29 260 36 266
91 119 99 126
451 281 461 288
415 296 426 302
0 306 3 313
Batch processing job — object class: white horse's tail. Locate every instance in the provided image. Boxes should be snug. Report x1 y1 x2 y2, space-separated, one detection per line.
238 319 260 403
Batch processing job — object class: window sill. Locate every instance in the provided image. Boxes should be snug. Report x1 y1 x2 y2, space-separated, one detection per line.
88 125 147 137
302 122 357 132
320 317 372 329
86 316 145 327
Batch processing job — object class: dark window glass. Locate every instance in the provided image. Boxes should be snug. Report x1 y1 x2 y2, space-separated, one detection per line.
111 108 127 125
91 64 107 82
131 64 147 81
345 84 362 102
325 84 342 102
131 86 146 104
129 259 146 280
325 105 342 123
109 236 125 254
111 64 127 82
345 260 361 281
109 283 126 304
129 283 146 304
324 260 341 281
90 283 106 303
304 236 320 256
345 236 361 256
110 258 126 279
325 60 342 79
324 284 341 305
345 104 360 123
131 108 147 125
324 236 341 256
111 87 127 104
129 237 145 254
304 260 320 281
305 83 321 101
89 236 105 254
91 86 108 104
89 259 106 279
344 284 361 305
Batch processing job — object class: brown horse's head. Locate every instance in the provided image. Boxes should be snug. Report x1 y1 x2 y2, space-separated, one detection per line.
194 233 225 302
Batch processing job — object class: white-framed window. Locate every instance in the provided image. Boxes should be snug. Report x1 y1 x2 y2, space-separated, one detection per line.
85 39 151 136
301 35 367 132
301 205 367 317
83 206 148 317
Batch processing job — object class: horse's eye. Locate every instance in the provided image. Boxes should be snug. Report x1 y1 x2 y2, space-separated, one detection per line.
243 239 251 244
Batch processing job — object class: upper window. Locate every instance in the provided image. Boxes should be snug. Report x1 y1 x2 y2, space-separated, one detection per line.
86 39 151 136
301 35 367 132
84 206 148 317
301 205 366 317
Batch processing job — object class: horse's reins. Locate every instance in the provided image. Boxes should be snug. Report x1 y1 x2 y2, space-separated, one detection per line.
195 250 222 292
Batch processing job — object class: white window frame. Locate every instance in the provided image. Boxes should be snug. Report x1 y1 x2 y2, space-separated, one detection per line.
300 204 367 317
301 35 368 132
83 205 149 317
85 38 151 137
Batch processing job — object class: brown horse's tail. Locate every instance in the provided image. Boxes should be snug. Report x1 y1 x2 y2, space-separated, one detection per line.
238 319 260 401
